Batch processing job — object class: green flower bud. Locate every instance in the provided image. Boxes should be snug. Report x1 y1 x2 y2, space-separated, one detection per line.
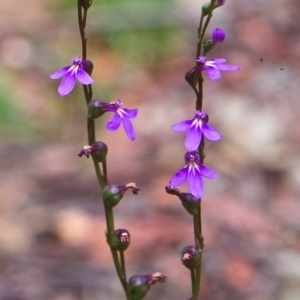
165 186 200 215
78 141 108 163
129 275 150 300
203 39 215 55
129 272 166 300
82 59 94 76
90 142 108 162
110 228 130 251
103 183 140 208
88 99 108 119
185 67 200 89
202 3 211 17
181 246 201 270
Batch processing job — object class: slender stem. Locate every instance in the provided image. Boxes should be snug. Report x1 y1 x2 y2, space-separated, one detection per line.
120 251 127 279
192 206 203 299
105 205 132 300
76 2 131 299
77 3 87 60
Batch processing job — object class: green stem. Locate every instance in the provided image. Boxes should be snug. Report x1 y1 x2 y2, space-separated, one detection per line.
192 206 203 299
105 205 132 300
76 1 131 299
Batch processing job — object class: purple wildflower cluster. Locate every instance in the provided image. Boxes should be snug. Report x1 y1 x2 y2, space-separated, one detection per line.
169 26 240 199
51 58 137 140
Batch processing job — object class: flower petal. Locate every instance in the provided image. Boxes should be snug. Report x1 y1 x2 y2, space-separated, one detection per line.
122 116 136 141
123 108 138 119
200 165 217 179
106 114 122 131
202 123 222 141
50 66 70 79
188 168 204 199
169 166 188 186
76 69 95 85
58 73 77 96
171 120 193 132
207 67 221 80
185 125 202 151
215 64 241 71
210 58 226 63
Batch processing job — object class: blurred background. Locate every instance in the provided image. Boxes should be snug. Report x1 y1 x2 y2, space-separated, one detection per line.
0 0 300 299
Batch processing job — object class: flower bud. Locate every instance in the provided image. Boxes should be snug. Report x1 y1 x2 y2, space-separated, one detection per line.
181 246 201 270
129 272 166 300
78 141 108 163
185 67 200 88
110 228 130 251
165 186 200 215
82 59 94 75
80 0 93 10
103 183 141 208
202 39 215 54
214 0 226 8
88 99 108 119
212 28 226 43
202 3 211 17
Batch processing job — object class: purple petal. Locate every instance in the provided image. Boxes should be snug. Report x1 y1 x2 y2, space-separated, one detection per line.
122 116 136 141
210 58 226 63
188 168 204 199
200 165 217 179
207 67 221 80
76 69 95 85
50 66 70 79
169 166 188 186
171 120 193 132
123 108 138 119
185 126 202 151
215 64 241 71
106 114 121 131
202 123 222 141
58 73 76 96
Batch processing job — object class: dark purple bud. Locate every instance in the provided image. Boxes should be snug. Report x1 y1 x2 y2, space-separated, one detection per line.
80 0 93 10
103 183 141 208
110 228 130 251
212 28 226 43
129 272 166 300
185 67 200 88
181 246 201 270
165 186 200 215
81 59 94 75
214 0 226 8
88 99 108 119
78 141 108 162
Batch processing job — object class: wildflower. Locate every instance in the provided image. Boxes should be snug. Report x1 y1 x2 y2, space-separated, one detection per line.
196 56 240 80
50 57 95 96
172 111 222 151
169 151 217 199
212 28 226 43
104 99 138 141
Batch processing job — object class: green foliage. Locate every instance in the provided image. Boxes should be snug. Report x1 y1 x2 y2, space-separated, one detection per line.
0 84 30 136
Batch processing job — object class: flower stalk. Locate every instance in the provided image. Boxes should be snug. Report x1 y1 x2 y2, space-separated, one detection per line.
167 0 239 299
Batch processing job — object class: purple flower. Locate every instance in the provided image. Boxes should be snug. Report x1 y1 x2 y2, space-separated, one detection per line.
50 57 95 97
169 151 217 199
196 56 241 80
212 28 226 43
104 100 138 141
172 111 222 151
